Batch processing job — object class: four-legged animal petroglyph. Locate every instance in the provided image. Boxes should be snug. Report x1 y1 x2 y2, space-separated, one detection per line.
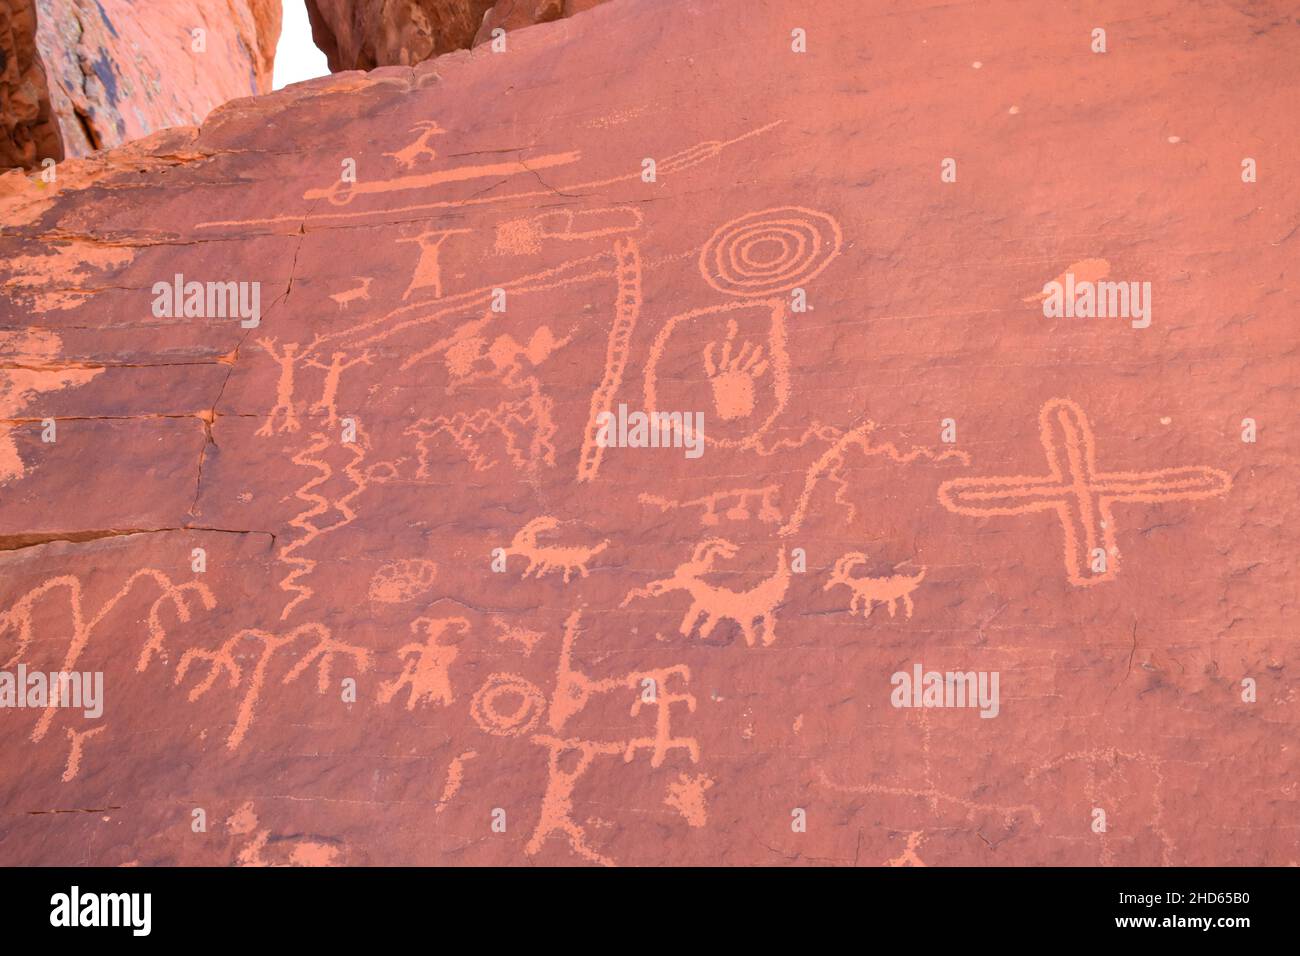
503 517 608 584
384 120 446 169
622 539 789 647
824 553 927 619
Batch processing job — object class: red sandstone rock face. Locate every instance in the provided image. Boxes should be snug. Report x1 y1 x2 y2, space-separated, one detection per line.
0 1 61 167
1 0 280 168
306 0 496 69
305 0 607 69
0 0 1297 866
473 0 607 47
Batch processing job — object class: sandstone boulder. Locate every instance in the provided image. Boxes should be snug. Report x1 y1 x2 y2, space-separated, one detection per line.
1 0 281 168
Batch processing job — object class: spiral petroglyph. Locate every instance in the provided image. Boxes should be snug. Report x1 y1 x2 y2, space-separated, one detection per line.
698 207 843 297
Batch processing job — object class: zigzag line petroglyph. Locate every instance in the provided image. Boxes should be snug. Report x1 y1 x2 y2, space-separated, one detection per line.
578 237 641 482
405 378 557 476
276 426 371 620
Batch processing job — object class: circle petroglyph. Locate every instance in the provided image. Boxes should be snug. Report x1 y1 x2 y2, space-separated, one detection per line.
470 673 546 737
699 207 843 297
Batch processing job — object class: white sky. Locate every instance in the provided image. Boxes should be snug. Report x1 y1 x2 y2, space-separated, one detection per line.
272 3 330 90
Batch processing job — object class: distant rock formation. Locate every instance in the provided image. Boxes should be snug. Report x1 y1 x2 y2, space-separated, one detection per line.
1 0 281 169
0 0 61 168
305 0 606 70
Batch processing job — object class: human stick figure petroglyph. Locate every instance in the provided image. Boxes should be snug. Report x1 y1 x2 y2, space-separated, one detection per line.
377 616 467 710
62 725 107 782
503 517 608 584
621 539 789 647
623 666 699 767
824 554 927 619
467 611 703 865
255 338 305 436
526 735 624 866
398 227 472 300
277 426 371 620
305 350 372 427
937 398 1232 586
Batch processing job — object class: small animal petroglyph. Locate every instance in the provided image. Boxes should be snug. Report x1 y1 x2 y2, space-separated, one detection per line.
503 517 608 584
330 277 372 308
622 539 789 647
824 553 926 619
384 120 446 169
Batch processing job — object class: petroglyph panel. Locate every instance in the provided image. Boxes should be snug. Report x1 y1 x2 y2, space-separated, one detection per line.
0 0 1294 869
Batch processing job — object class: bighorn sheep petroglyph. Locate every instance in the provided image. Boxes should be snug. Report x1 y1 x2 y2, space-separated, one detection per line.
505 517 608 583
621 538 789 646
824 553 926 619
